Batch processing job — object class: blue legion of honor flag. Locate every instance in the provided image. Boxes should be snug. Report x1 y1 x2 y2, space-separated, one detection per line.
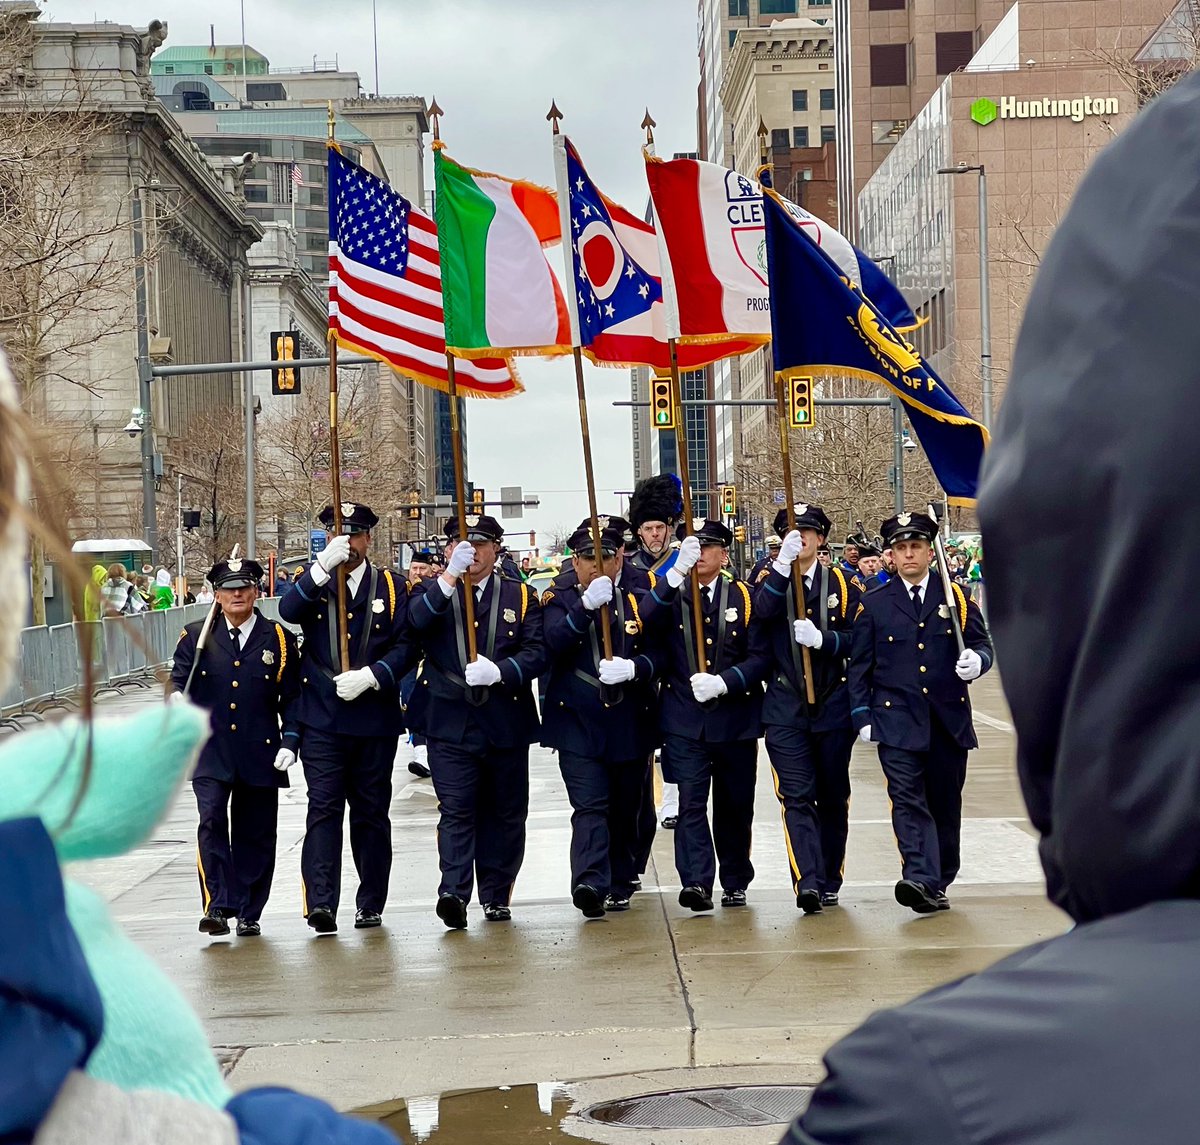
761 191 988 505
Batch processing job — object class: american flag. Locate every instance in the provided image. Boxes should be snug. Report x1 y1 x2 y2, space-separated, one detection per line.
326 146 520 397
290 161 303 186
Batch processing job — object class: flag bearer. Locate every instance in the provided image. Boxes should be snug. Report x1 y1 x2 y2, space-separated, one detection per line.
541 517 660 918
849 512 993 914
407 514 546 930
639 518 768 911
279 502 412 935
750 506 860 913
171 558 300 938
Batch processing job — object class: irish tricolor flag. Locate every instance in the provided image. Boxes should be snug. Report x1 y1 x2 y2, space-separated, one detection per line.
434 149 571 358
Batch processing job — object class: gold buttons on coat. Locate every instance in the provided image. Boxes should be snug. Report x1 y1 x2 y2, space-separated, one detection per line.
919 666 927 673
230 703 236 710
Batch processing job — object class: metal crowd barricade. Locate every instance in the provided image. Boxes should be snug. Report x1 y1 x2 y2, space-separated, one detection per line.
49 624 83 706
19 626 63 715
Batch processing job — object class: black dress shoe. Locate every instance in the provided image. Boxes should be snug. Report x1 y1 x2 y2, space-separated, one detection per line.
721 889 747 907
819 892 840 908
572 884 606 919
199 908 230 936
483 903 512 922
632 878 642 892
895 879 940 914
236 920 261 937
797 889 824 914
407 761 432 778
934 892 951 911
678 885 714 912
436 893 468 930
354 909 383 929
604 894 631 912
306 906 338 933
661 816 679 829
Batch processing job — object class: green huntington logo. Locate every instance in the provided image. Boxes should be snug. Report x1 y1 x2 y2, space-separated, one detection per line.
971 98 998 126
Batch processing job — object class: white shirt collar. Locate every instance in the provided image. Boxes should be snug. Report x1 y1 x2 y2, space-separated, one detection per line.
900 570 932 596
346 561 368 597
473 572 493 597
228 612 257 640
799 560 819 589
700 573 721 593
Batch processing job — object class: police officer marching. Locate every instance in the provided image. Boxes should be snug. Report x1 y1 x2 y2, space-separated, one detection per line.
748 536 783 587
278 502 412 935
849 511 994 914
626 474 682 576
541 517 660 919
750 506 860 913
170 557 300 938
407 513 545 930
639 518 768 912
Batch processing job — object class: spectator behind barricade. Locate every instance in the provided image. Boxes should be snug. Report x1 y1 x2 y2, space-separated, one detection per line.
83 565 107 622
152 568 175 610
132 575 152 610
274 569 291 598
100 564 131 617
787 69 1200 1145
195 581 214 606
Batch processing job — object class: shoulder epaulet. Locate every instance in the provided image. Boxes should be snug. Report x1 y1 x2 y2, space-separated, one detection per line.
273 623 287 683
382 568 397 619
832 567 849 618
737 579 751 623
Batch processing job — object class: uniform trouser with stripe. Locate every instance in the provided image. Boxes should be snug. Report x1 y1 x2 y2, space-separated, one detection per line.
299 728 397 916
877 717 969 893
194 777 278 922
428 728 529 905
559 751 645 899
764 724 856 895
664 733 757 894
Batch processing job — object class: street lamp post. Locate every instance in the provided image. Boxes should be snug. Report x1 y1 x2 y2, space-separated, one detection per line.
131 190 158 561
937 163 993 432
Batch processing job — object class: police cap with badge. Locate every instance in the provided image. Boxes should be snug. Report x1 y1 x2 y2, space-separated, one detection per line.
568 514 631 558
445 513 505 543
318 502 379 534
676 517 733 547
208 557 265 589
880 511 938 546
773 503 833 538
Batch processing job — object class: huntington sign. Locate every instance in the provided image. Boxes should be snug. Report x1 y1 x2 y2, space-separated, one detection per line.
970 95 1120 126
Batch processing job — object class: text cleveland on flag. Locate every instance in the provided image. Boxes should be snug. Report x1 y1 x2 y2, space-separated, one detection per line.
646 154 918 343
434 148 571 358
762 190 987 505
553 134 758 371
326 145 521 399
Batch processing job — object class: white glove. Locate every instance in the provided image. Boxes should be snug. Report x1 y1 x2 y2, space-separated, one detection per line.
334 666 380 700
465 655 502 687
793 618 824 649
598 656 637 685
581 575 613 611
273 748 296 771
317 534 351 573
858 724 872 744
690 672 728 703
773 530 805 576
956 648 983 681
446 540 477 578
667 535 702 587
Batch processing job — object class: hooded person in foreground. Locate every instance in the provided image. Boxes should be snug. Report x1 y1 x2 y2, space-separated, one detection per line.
785 70 1200 1144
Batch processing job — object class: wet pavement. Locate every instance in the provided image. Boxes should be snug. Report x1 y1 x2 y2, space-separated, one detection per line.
64 674 1066 1141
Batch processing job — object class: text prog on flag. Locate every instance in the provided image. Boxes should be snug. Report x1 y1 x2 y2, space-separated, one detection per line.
761 190 987 506
326 145 521 399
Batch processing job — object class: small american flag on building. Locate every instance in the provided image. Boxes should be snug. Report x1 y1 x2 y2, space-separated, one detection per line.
290 162 303 186
326 145 520 397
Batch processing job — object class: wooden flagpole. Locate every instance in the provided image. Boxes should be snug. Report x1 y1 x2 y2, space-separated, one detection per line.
431 98 478 663
549 100 613 661
327 102 350 672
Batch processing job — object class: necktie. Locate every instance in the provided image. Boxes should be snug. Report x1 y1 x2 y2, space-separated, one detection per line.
229 626 241 650
911 584 922 610
702 585 712 609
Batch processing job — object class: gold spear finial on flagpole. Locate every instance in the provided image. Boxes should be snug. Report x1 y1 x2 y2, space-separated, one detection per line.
642 108 657 146
546 100 564 135
757 117 770 173
429 95 444 145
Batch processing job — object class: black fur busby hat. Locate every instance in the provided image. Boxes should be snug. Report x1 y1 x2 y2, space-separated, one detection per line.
628 474 683 530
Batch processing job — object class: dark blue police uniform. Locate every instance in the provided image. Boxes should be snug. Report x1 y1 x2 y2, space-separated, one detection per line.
751 506 861 910
407 515 546 924
849 514 993 909
278 503 413 930
639 520 768 908
541 521 660 912
170 560 300 933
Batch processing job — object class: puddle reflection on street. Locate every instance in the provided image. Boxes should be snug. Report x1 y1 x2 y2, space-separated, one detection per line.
357 1082 577 1145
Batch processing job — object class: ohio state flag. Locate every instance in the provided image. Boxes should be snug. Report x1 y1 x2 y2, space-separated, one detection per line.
646 155 917 342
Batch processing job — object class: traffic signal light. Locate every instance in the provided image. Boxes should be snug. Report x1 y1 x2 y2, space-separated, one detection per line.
719 485 737 517
787 374 814 428
471 487 485 512
651 376 674 430
734 525 746 543
270 330 301 395
407 490 420 521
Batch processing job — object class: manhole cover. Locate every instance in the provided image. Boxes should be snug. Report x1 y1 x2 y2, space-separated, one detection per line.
582 1085 814 1129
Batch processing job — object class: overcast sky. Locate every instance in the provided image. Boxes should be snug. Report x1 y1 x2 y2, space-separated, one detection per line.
47 0 700 546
